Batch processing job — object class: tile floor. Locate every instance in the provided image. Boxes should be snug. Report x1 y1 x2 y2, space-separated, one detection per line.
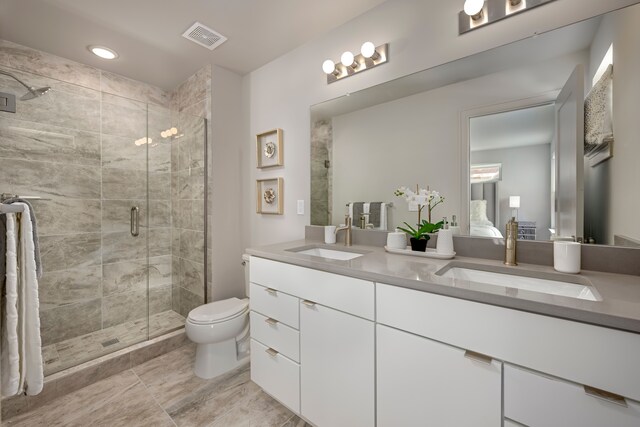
42 310 185 376
4 344 311 427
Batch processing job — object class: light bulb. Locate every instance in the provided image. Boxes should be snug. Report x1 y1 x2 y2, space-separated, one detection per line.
160 131 167 138
360 42 376 59
340 51 355 67
170 127 178 135
464 0 484 17
322 59 335 74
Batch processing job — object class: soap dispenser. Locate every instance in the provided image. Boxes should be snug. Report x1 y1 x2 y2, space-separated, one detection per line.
504 217 518 266
450 215 461 235
436 217 455 255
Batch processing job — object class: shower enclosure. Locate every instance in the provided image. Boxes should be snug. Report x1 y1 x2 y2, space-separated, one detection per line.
0 63 208 376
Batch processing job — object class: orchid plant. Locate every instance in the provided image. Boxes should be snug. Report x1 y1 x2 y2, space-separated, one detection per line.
394 185 445 240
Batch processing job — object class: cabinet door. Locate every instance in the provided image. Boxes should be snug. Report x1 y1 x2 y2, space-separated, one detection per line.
505 364 640 427
300 301 374 427
377 324 502 427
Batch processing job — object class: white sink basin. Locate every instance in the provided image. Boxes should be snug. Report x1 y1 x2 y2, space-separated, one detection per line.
439 266 601 301
293 247 364 261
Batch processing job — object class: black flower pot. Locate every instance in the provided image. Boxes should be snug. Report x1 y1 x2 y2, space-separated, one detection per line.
409 237 429 252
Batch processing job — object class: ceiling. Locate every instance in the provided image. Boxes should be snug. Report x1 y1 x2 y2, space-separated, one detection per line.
470 104 556 152
0 0 386 90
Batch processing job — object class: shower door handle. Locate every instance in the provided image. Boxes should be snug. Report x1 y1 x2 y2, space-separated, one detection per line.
130 206 139 237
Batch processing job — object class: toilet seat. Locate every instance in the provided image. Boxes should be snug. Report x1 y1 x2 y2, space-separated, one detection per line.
187 298 249 325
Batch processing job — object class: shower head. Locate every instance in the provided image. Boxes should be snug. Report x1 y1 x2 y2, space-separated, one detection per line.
0 70 51 101
20 86 51 101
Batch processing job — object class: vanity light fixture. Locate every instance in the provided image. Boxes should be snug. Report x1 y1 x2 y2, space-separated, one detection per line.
459 0 556 35
134 137 152 146
341 51 358 70
160 127 180 139
360 42 380 60
322 42 389 84
464 0 485 20
88 45 118 60
322 59 340 76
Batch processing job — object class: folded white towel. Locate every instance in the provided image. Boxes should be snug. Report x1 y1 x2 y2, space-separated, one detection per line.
1 204 44 397
18 203 44 395
1 213 21 396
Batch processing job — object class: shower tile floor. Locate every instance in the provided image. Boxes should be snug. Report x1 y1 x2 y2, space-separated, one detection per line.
42 310 185 376
5 344 310 427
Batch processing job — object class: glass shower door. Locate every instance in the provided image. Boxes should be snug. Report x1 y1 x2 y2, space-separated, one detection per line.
100 93 153 351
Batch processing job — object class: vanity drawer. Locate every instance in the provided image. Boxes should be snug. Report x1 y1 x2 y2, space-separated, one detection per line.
377 283 640 401
504 364 640 427
250 282 299 329
250 256 374 320
251 339 300 414
250 311 300 362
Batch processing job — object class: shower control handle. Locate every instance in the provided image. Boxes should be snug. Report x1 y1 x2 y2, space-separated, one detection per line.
130 206 139 237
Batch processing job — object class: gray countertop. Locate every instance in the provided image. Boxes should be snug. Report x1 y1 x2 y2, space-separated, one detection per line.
247 239 640 334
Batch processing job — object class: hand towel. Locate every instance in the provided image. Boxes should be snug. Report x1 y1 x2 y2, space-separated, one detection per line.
351 202 364 227
368 202 382 228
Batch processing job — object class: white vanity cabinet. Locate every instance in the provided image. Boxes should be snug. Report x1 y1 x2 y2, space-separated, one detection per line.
300 301 374 427
376 324 501 426
377 282 640 427
249 257 375 427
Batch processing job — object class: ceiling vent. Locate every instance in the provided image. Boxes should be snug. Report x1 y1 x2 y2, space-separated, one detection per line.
182 22 227 50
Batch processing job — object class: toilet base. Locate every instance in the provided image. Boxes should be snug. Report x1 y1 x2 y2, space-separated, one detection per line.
194 337 249 379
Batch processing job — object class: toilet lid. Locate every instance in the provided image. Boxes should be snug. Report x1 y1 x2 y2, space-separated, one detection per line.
188 298 249 324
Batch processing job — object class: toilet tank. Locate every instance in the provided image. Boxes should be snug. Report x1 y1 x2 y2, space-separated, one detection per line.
242 254 251 296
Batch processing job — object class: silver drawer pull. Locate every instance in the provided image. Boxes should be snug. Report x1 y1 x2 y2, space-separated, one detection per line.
265 288 277 295
265 317 279 326
584 385 627 407
301 300 316 308
265 348 279 357
464 350 493 365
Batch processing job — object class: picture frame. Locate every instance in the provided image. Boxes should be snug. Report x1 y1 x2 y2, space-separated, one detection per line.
256 128 283 168
256 178 283 214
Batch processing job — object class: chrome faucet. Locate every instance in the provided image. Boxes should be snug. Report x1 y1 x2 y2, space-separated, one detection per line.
504 217 518 266
335 215 352 246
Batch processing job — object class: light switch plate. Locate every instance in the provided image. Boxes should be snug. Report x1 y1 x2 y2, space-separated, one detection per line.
297 200 304 215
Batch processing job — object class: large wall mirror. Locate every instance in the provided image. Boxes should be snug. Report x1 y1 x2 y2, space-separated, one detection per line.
310 3 640 248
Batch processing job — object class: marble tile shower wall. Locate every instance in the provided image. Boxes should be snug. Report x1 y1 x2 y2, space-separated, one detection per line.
310 120 332 226
0 40 176 346
170 65 211 317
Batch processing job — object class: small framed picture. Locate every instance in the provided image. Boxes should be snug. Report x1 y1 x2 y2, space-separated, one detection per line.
256 178 283 215
256 128 283 168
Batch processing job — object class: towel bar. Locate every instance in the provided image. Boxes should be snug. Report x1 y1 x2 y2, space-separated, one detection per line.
346 201 393 207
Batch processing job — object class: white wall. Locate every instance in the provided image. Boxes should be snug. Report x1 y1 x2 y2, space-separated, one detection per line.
243 0 639 248
329 51 586 231
210 65 246 299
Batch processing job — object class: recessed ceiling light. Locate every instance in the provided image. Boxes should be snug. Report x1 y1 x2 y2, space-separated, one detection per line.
88 45 118 60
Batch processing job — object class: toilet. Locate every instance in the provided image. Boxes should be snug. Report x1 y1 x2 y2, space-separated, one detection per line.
185 254 251 379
